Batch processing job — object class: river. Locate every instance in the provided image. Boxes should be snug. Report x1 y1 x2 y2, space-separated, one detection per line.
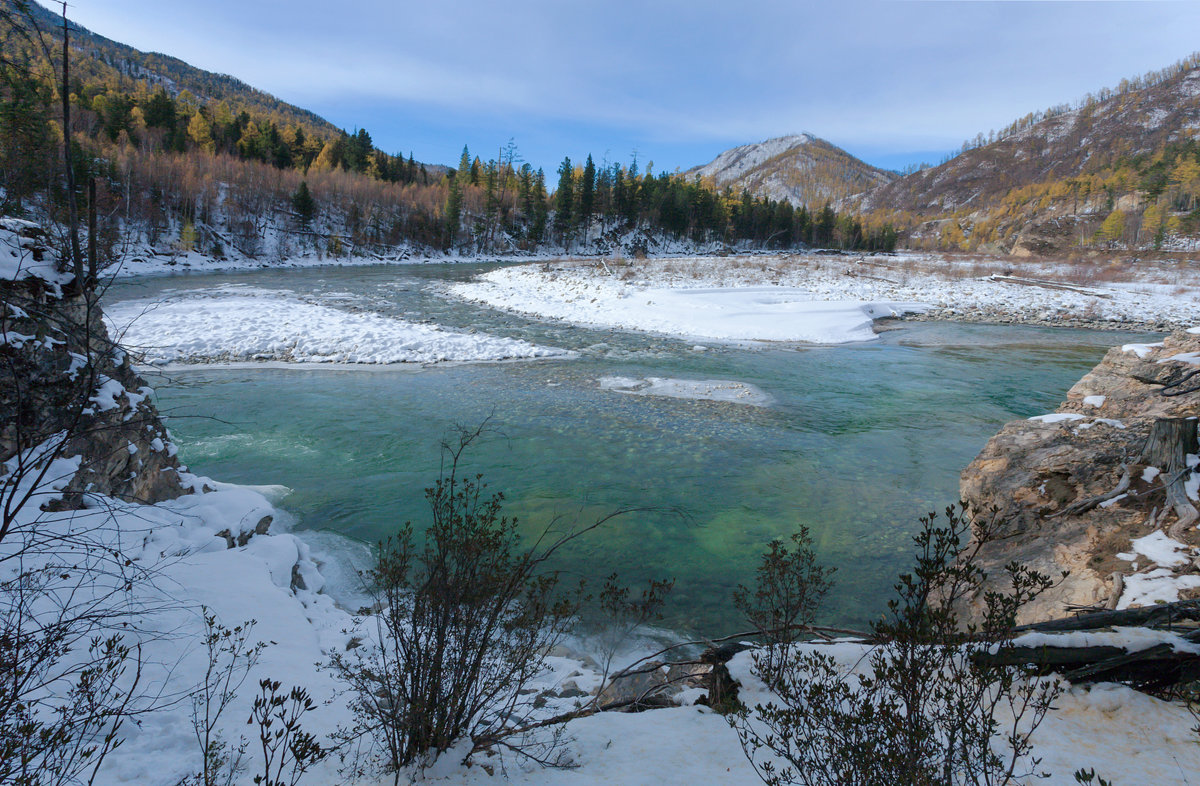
104 262 1155 635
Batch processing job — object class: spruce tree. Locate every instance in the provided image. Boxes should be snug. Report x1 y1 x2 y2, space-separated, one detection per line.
456 145 471 187
554 157 574 247
291 180 315 227
532 168 548 243
579 154 595 239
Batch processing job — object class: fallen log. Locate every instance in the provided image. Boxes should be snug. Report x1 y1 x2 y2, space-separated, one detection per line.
974 640 1200 692
987 275 1114 299
1013 598 1200 633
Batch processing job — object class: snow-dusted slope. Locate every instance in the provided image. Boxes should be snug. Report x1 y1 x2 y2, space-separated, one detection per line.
687 134 895 207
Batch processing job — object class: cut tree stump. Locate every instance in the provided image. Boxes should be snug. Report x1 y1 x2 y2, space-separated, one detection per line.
1141 418 1200 540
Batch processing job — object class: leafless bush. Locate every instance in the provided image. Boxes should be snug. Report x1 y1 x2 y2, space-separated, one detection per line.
330 424 642 780
732 506 1061 786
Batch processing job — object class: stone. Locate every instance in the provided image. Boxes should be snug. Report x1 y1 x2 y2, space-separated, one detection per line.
960 328 1200 625
596 662 672 711
0 268 187 508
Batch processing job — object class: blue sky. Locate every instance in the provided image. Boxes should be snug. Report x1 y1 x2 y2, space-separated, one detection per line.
61 0 1200 175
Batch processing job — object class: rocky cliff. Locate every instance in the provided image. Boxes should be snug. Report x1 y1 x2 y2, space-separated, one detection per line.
0 220 186 507
960 327 1200 624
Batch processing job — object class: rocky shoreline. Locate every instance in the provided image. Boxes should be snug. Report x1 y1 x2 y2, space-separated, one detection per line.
959 326 1200 625
904 307 1182 335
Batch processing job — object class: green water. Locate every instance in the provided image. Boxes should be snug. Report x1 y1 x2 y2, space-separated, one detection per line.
105 264 1156 636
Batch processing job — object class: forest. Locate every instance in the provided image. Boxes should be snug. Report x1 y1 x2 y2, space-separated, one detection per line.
0 4 896 266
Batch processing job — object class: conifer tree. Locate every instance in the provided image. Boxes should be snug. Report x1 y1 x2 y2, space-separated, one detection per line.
532 168 548 242
291 180 315 227
187 110 214 153
579 154 595 238
554 157 574 247
456 145 471 187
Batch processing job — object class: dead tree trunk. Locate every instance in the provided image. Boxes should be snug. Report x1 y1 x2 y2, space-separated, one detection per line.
59 2 83 290
1141 417 1199 540
87 176 96 287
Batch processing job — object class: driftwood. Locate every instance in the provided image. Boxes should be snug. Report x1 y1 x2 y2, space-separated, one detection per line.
1105 572 1124 611
1014 598 1200 633
988 275 1113 299
975 641 1200 692
1047 464 1132 519
977 599 1200 692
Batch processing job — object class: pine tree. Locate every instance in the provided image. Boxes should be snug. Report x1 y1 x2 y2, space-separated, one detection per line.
456 145 471 187
532 168 548 242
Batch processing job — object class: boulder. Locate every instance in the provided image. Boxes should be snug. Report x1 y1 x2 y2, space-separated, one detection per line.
0 229 187 508
960 328 1200 625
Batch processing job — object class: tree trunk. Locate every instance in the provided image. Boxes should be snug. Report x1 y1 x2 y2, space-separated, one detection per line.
1141 418 1199 539
60 3 83 290
1141 418 1199 467
87 176 96 287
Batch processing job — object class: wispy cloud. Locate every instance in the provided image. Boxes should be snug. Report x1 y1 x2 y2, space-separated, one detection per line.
64 0 1200 171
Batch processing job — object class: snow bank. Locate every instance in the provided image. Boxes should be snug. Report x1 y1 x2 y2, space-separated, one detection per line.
453 267 928 344
10 432 1200 784
104 286 567 365
722 641 1200 786
451 253 1200 338
0 218 72 288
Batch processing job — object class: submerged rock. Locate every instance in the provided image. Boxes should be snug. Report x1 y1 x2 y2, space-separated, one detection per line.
960 328 1200 625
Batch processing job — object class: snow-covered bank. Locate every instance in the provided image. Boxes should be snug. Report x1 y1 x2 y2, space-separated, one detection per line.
104 285 567 365
453 266 928 344
10 441 1200 785
451 254 1200 338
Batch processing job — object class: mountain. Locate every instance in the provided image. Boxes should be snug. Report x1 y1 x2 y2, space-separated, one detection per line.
25 2 335 138
854 54 1200 255
686 134 896 207
22 0 444 178
861 57 1200 216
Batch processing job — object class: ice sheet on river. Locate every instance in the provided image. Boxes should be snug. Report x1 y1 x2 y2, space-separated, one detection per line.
105 287 567 365
599 375 773 406
452 267 930 344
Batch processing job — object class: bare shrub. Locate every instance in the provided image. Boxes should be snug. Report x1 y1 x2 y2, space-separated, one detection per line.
181 613 264 786
732 506 1062 786
248 679 329 786
330 424 640 779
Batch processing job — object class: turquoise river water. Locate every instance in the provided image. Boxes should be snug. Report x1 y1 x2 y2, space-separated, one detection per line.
104 263 1157 635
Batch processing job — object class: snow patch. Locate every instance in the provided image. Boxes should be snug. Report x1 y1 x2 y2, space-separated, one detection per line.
453 267 928 344
105 287 567 365
599 375 773 406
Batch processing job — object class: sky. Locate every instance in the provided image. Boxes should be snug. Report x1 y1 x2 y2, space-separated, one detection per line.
57 0 1200 175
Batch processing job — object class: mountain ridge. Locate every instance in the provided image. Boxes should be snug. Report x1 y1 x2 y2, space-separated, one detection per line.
686 134 896 208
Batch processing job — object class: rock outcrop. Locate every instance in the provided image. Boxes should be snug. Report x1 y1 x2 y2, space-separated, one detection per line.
960 327 1200 625
0 221 186 507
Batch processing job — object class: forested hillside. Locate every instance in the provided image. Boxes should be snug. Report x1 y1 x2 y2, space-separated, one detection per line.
0 3 893 267
858 53 1200 255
